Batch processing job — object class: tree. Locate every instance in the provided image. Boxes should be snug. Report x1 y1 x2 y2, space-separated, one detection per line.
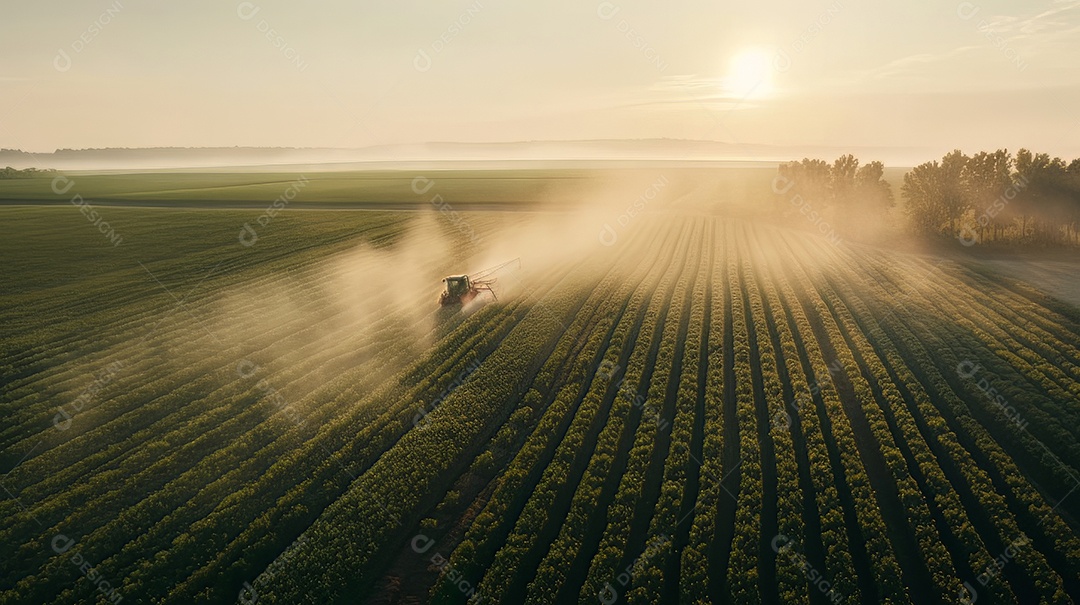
961 149 1012 242
776 158 833 223
939 150 970 234
830 154 860 205
1068 159 1080 243
1068 158 1080 176
854 160 894 212
902 150 970 237
902 162 946 235
1013 149 1073 242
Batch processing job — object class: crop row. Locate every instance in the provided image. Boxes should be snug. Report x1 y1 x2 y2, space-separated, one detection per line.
572 221 700 603
678 219 726 604
520 223 700 603
618 220 710 601
253 221 671 603
768 231 902 603
782 232 967 603
749 228 854 605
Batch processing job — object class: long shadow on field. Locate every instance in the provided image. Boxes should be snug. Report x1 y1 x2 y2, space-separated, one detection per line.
815 264 1037 603
843 254 1078 602
780 242 940 605
768 264 880 605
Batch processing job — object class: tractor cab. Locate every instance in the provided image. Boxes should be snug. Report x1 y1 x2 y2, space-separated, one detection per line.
444 275 470 297
439 275 472 305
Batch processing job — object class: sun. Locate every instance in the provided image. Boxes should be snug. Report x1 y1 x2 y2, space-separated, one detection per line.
725 48 774 100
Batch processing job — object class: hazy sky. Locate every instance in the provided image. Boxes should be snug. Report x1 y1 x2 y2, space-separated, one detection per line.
2 0 1080 159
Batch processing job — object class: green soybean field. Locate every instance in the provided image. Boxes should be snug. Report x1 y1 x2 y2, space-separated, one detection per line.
2 200 1079 605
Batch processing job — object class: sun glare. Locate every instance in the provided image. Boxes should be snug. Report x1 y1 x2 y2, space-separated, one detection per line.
725 48 774 100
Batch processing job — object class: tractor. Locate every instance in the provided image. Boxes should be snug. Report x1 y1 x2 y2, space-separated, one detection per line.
438 258 520 306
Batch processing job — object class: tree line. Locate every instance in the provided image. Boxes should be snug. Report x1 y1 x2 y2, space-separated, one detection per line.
774 150 1080 246
0 167 56 179
773 155 894 243
904 149 1080 245
775 154 894 216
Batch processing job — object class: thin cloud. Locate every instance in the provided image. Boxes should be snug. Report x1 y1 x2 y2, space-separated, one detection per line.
645 75 765 105
1013 0 1080 35
867 45 983 81
860 1 1080 83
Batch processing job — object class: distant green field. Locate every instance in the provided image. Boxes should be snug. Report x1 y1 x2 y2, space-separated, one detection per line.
0 166 791 206
0 170 572 204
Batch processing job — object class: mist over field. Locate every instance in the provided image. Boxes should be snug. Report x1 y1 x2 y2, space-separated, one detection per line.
0 141 938 172
3 1 1080 605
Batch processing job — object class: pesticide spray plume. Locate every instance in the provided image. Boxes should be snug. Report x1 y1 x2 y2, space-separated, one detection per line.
76 174 694 434
33 165 922 450
184 212 467 420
